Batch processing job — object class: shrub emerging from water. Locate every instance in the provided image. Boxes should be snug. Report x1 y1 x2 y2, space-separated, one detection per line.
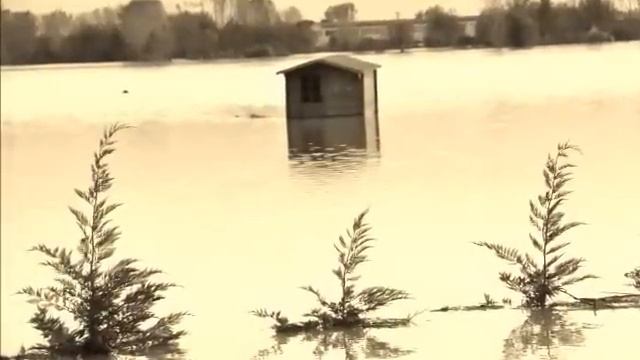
301 210 410 326
18 124 187 359
626 267 640 291
482 294 497 307
253 210 410 331
475 142 597 308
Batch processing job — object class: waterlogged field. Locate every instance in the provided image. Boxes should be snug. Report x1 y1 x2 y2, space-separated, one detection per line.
2 42 640 359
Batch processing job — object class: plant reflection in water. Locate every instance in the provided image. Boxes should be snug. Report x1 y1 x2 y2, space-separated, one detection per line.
253 327 413 360
502 309 600 360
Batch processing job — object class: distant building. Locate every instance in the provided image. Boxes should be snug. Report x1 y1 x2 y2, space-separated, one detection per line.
277 55 381 155
458 16 478 38
315 16 479 48
317 19 427 48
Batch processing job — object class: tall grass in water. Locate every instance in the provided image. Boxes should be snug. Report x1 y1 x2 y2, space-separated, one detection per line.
17 124 187 359
475 142 597 309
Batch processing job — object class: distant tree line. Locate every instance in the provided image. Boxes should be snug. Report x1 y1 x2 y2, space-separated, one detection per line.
0 0 316 65
321 0 639 54
417 0 639 49
416 6 469 47
1 0 639 65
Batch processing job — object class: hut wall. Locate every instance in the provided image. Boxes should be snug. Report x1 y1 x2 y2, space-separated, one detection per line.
286 115 366 152
286 65 364 119
362 70 379 152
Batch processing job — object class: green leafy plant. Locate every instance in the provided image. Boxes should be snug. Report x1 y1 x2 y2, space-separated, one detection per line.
18 124 187 359
300 209 410 326
475 142 597 308
626 267 640 291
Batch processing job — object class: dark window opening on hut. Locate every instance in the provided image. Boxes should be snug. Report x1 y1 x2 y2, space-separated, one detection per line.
301 75 322 103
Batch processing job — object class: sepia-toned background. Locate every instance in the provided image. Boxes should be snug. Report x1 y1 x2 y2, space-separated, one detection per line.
2 28 640 360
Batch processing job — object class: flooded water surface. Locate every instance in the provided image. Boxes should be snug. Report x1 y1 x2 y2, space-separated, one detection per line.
2 43 640 359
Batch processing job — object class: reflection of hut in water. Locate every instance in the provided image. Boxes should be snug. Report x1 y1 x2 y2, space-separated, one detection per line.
288 149 377 182
277 55 381 157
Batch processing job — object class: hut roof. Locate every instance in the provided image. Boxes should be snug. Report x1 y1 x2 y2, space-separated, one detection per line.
277 55 380 75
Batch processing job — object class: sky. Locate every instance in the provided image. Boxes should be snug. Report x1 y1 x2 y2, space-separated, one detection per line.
1 0 486 19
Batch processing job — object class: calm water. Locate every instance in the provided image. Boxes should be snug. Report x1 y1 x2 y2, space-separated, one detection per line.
2 43 639 359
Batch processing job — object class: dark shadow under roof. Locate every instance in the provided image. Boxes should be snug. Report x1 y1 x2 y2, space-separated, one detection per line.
277 55 381 75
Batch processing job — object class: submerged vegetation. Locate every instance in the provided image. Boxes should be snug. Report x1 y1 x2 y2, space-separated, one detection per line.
475 142 597 308
16 124 187 359
253 210 413 334
482 294 498 307
431 293 506 312
626 267 640 290
555 290 640 312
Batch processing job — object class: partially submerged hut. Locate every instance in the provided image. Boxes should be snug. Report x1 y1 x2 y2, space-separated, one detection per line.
277 55 381 155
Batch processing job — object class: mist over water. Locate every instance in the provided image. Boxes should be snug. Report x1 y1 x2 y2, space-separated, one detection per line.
2 42 640 359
